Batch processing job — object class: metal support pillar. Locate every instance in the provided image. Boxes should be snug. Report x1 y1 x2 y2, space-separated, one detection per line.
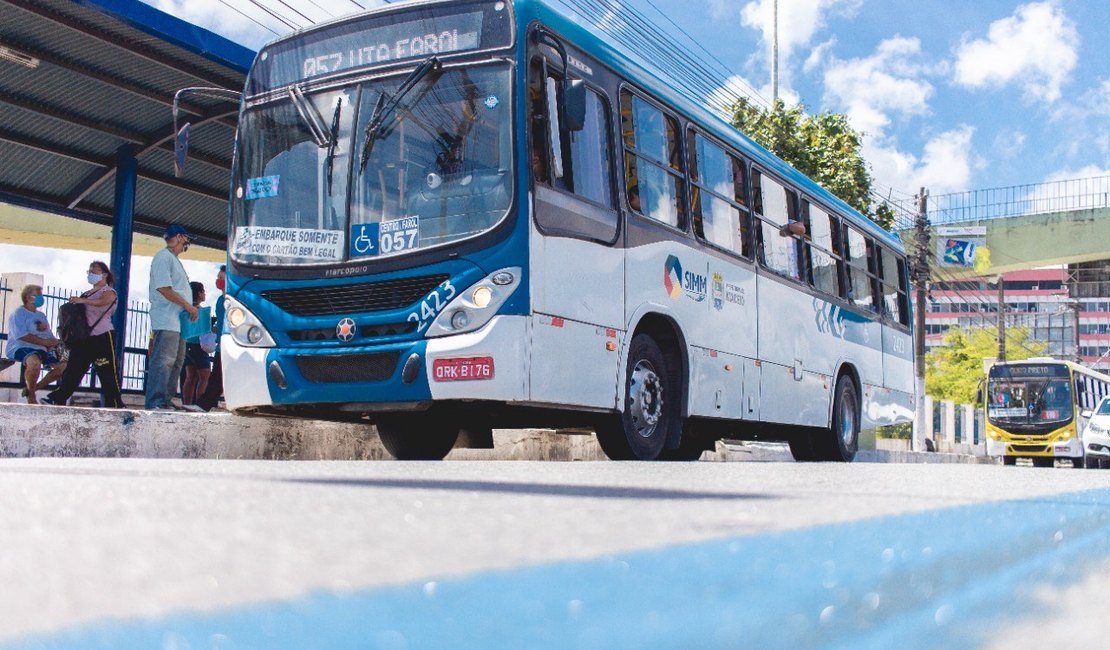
110 144 136 378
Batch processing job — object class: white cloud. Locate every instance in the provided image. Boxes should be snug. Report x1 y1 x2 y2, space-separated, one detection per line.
992 130 1027 159
865 127 976 197
1043 166 1110 183
822 37 934 137
740 0 860 61
953 1 1078 103
738 0 860 100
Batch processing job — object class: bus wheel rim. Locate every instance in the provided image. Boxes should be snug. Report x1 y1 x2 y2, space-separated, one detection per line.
630 360 662 438
840 387 856 446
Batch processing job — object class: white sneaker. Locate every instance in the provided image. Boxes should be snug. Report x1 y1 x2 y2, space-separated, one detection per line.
182 404 205 413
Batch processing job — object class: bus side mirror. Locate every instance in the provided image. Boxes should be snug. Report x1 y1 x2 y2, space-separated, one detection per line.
1081 410 1093 419
174 122 191 178
563 79 586 132
975 388 982 404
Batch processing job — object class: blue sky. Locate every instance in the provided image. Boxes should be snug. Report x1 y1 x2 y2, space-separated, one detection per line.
5 0 1107 299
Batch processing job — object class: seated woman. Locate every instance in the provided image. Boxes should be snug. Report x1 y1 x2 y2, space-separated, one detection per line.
4 284 66 404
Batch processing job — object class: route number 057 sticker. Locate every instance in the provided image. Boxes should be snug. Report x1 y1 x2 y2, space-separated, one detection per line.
349 216 420 259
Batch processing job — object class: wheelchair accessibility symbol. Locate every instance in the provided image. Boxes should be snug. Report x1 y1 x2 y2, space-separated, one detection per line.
350 223 379 258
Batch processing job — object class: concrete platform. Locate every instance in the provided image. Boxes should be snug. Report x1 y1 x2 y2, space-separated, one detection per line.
0 403 990 463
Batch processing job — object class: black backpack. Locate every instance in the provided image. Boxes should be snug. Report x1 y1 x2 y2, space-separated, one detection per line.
58 294 115 346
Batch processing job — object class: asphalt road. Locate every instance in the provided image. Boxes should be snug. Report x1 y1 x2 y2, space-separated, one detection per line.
2 458 1110 648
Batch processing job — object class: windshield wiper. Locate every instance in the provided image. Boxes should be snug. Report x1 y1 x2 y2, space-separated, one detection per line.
325 98 343 193
359 56 442 172
289 84 330 147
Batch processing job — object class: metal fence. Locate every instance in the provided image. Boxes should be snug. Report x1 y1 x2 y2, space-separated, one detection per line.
896 175 1110 225
0 282 151 395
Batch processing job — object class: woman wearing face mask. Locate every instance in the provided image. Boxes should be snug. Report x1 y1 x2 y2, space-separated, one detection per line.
4 284 66 404
43 261 123 408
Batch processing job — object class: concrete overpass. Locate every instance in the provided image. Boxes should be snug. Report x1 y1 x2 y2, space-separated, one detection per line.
901 175 1110 277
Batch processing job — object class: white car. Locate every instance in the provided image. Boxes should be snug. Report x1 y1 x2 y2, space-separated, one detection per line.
1081 396 1110 469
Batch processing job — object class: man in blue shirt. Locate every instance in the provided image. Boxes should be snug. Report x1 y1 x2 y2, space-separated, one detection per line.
145 224 199 410
5 284 67 404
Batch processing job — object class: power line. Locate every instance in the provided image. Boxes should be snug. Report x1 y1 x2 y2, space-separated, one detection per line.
217 0 282 37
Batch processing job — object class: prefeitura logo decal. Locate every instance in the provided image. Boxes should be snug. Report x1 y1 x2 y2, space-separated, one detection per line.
663 255 707 302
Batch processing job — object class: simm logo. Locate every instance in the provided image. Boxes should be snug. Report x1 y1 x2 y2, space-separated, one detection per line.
664 255 707 302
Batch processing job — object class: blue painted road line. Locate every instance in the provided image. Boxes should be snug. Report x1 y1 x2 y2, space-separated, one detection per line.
11 488 1110 649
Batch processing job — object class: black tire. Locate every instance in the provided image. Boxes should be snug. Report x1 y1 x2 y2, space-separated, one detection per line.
659 430 708 461
595 334 674 461
1084 456 1099 469
1100 458 1110 470
1032 457 1054 468
815 375 859 462
375 415 459 460
1002 456 1017 466
788 433 818 462
1073 457 1086 469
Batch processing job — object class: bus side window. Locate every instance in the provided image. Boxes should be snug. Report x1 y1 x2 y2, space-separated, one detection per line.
620 90 685 227
753 169 801 280
878 247 910 326
805 201 841 297
843 225 876 311
688 132 751 258
528 60 551 185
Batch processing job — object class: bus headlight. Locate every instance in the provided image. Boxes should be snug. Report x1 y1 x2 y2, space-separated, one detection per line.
426 267 522 338
224 295 276 348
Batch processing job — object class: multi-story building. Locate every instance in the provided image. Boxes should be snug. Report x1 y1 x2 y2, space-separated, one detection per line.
924 266 1110 374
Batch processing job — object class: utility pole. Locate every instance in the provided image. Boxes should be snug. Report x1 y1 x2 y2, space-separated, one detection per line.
770 0 778 104
996 278 1006 362
912 188 930 452
1070 270 1082 363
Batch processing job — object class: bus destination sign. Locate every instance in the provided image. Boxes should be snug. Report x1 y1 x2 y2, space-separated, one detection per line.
300 13 484 79
990 364 1068 378
247 2 511 93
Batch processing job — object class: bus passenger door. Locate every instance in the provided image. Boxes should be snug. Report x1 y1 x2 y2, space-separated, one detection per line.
528 60 623 409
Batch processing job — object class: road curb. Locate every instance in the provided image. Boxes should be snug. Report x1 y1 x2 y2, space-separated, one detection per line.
0 403 992 463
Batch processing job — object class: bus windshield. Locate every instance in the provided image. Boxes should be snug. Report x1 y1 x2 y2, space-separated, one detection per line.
230 62 511 266
987 372 1074 426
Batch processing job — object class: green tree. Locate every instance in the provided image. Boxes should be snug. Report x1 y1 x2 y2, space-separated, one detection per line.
730 98 893 230
925 326 1048 404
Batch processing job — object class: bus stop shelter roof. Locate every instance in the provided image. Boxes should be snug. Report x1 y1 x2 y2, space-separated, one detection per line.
0 0 255 249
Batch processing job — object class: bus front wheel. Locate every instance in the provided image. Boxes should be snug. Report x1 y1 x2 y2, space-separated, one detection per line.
595 334 673 461
816 375 859 462
375 416 459 460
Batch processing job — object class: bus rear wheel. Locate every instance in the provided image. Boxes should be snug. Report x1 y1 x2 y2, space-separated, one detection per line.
375 415 459 460
815 375 859 462
595 334 673 461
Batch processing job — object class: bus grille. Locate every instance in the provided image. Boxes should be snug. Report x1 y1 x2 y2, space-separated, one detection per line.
294 351 400 383
287 321 417 341
1010 444 1049 453
261 274 448 316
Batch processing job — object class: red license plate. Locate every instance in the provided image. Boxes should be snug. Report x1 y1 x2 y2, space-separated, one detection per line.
432 356 494 381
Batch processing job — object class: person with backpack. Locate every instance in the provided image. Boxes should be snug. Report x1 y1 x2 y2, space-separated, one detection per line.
43 261 123 408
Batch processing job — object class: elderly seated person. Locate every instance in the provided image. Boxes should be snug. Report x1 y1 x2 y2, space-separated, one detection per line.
5 284 67 404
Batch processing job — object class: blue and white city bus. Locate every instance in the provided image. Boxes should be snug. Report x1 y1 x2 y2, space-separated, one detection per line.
212 0 914 460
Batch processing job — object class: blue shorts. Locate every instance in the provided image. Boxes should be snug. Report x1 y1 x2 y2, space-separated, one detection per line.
13 348 61 367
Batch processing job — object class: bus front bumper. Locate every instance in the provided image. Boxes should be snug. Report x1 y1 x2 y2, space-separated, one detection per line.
986 437 1083 459
221 315 528 412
